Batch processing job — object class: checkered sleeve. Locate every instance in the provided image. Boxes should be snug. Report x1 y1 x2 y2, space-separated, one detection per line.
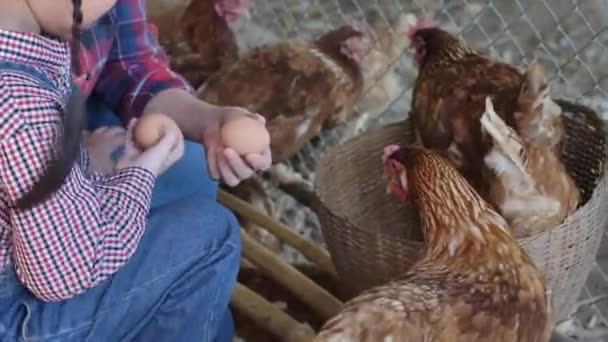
0 92 155 302
92 0 194 123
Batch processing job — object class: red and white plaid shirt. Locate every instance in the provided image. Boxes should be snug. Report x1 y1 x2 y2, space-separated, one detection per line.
0 0 193 302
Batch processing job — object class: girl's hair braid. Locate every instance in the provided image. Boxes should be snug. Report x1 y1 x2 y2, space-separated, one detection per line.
16 0 87 210
71 0 83 75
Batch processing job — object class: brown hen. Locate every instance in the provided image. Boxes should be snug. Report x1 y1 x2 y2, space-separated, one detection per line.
181 0 250 74
481 97 580 238
315 145 553 342
356 14 412 119
198 24 370 162
408 21 525 195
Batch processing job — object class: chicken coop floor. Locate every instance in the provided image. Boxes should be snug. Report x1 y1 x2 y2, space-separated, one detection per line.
147 0 608 340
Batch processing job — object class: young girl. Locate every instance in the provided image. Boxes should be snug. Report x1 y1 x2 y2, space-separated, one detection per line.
0 0 271 341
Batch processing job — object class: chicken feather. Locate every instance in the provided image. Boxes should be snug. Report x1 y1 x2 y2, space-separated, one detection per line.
514 60 565 153
481 97 580 238
198 25 369 162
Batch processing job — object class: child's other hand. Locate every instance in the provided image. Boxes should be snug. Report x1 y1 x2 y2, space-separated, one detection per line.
116 119 185 177
84 126 127 175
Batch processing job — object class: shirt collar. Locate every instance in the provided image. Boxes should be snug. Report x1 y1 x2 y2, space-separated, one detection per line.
0 29 70 76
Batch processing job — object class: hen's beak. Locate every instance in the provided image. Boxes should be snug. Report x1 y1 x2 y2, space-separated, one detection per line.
386 181 393 194
383 162 394 194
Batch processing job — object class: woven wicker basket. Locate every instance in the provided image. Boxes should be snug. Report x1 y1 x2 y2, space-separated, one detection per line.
314 99 607 321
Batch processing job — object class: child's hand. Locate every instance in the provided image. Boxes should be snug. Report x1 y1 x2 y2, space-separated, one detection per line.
84 126 127 175
201 106 272 186
116 119 185 177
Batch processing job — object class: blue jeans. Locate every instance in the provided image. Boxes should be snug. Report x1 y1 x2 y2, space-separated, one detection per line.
0 99 241 341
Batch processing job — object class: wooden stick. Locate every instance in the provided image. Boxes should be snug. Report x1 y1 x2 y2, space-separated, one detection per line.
231 283 316 342
277 180 320 211
219 189 337 276
240 258 257 271
240 229 343 321
266 164 321 210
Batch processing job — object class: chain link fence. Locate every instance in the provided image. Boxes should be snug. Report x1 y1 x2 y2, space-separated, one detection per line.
151 0 608 339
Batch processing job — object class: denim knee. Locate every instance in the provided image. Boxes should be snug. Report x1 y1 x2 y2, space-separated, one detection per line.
0 191 242 342
97 196 242 341
213 201 241 257
176 193 241 260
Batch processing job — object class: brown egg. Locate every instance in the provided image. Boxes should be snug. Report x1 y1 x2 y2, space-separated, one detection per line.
221 116 270 155
133 113 182 150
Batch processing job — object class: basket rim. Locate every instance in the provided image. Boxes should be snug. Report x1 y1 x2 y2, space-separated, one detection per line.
314 119 608 245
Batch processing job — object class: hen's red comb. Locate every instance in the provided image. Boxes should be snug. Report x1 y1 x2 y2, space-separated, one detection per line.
407 17 437 40
382 144 401 164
